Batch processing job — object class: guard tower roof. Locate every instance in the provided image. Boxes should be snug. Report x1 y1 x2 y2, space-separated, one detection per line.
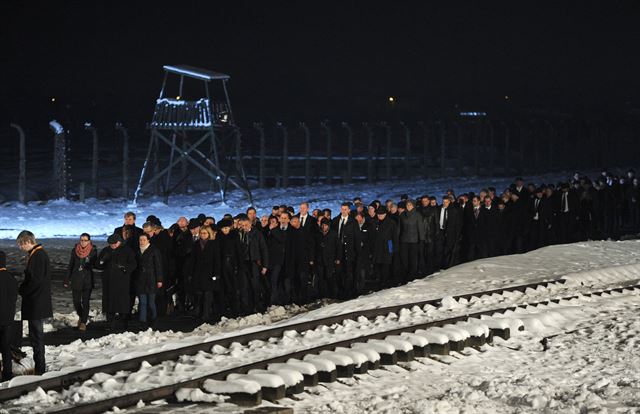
162 65 230 81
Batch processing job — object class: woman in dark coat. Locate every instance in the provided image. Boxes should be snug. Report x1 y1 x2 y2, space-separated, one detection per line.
64 233 97 331
191 226 222 321
217 219 245 317
0 251 18 382
134 233 163 327
96 233 137 330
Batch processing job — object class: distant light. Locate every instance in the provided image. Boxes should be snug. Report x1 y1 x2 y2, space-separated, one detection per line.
51 98 56 102
460 112 487 117
504 95 510 100
176 96 181 100
388 97 395 103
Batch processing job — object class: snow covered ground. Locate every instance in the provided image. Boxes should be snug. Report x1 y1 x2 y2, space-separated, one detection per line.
286 293 640 413
0 171 591 240
2 239 640 413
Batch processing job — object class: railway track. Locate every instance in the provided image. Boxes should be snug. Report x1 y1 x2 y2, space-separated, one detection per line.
1 274 638 414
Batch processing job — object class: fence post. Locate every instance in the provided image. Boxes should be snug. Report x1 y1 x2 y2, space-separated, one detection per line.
321 121 332 184
364 122 374 183
10 123 26 204
400 122 411 178
115 123 129 198
300 122 311 186
501 121 510 175
253 123 265 188
473 121 480 176
49 120 67 199
341 122 353 183
545 120 554 172
418 121 428 178
440 120 446 177
487 120 495 176
278 122 289 187
454 121 463 176
79 182 85 203
517 122 525 174
84 122 99 198
381 122 392 181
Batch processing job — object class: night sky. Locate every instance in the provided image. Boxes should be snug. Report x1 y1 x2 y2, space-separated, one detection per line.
2 1 640 132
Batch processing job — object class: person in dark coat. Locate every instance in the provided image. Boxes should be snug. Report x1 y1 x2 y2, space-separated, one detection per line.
463 196 489 262
266 212 298 305
331 203 358 298
190 226 223 321
16 231 52 375
434 197 463 269
482 196 500 257
238 216 270 312
354 212 374 294
64 233 97 332
398 199 423 282
316 218 341 298
143 222 175 317
289 216 316 304
217 219 246 316
371 207 399 289
134 233 164 328
96 233 137 331
557 183 580 243
0 251 18 382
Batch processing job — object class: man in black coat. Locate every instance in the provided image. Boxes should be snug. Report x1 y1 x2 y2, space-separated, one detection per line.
316 218 341 298
96 233 137 331
0 251 18 382
527 188 546 251
371 206 399 289
331 203 358 298
266 212 298 305
239 215 270 313
434 197 463 269
143 222 174 317
290 216 316 304
16 231 52 375
557 182 580 243
398 199 424 282
464 196 489 262
354 212 374 295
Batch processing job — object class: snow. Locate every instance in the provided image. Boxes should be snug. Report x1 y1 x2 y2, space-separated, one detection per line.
227 373 284 388
48 120 64 134
298 357 336 373
3 236 640 412
0 172 585 240
285 292 640 413
248 369 303 387
268 362 316 376
202 378 261 395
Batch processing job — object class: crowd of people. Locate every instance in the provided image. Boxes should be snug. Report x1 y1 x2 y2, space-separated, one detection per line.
0 168 638 380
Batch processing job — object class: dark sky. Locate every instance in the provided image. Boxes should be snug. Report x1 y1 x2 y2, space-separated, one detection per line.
2 1 640 130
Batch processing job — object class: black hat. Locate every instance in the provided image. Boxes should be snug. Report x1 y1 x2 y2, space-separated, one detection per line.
535 187 544 193
197 213 207 221
235 213 249 221
107 233 124 244
397 201 406 209
320 217 331 226
187 219 201 230
217 218 233 229
376 206 388 215
0 250 6 268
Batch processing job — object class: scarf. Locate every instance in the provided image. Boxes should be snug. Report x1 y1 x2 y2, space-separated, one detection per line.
75 242 93 259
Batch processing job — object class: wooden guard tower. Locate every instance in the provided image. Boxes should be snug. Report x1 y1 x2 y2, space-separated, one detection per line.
134 65 253 204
